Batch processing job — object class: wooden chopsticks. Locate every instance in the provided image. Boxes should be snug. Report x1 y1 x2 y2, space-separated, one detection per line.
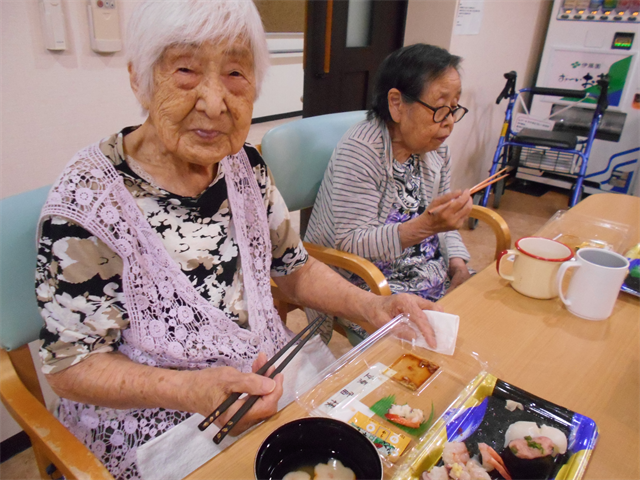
469 167 510 195
198 315 327 444
427 167 510 216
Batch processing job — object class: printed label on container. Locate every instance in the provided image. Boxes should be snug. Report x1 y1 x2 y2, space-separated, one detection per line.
349 411 411 458
318 363 395 419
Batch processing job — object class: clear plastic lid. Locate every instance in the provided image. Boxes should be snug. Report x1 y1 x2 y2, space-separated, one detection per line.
536 209 631 254
295 315 488 476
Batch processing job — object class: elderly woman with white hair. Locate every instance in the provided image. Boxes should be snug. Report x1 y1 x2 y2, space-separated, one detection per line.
35 1 440 478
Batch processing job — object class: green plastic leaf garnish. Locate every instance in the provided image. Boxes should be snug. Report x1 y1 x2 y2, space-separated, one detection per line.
369 395 435 437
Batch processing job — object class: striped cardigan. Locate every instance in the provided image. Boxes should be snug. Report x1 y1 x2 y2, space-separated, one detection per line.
305 118 470 267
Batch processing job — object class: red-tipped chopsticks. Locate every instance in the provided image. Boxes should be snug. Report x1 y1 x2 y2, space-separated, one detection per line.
469 167 510 195
198 315 327 444
427 167 510 215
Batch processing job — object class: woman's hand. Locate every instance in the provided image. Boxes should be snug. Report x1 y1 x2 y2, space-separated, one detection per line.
448 257 470 290
192 353 284 436
399 190 473 250
46 350 284 438
276 257 445 349
366 293 443 348
423 189 473 231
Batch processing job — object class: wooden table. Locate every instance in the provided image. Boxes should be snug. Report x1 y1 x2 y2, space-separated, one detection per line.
186 193 640 480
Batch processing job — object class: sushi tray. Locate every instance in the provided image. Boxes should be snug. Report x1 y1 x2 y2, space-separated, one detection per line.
295 316 489 476
392 373 598 480
622 244 640 297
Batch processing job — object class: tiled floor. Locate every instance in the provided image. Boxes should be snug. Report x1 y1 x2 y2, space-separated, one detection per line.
0 115 575 479
0 449 40 480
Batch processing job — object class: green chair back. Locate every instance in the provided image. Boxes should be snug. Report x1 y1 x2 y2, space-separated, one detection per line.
0 186 51 351
260 111 367 212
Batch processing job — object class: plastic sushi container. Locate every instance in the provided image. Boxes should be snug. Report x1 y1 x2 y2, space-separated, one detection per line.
295 315 598 480
392 373 598 480
295 315 489 477
536 209 631 254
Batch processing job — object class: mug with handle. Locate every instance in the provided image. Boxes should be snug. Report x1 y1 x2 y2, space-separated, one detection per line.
497 236 574 299
556 248 629 320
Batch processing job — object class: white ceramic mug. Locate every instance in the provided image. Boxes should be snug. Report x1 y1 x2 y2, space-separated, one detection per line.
556 248 629 320
497 237 574 299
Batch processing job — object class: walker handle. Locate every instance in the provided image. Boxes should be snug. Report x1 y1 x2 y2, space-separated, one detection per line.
496 71 517 104
527 87 587 98
596 75 609 112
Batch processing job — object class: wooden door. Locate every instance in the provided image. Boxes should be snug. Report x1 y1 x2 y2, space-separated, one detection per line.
303 0 408 117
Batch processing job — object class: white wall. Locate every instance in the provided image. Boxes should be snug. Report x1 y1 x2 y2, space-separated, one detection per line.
1 0 145 200
404 0 553 189
254 34 304 118
405 0 457 49
0 1 303 200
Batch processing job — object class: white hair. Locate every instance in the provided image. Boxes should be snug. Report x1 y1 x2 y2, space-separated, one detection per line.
126 0 270 105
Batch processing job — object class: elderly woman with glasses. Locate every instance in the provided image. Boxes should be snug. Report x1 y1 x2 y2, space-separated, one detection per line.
305 44 473 345
35 4 441 479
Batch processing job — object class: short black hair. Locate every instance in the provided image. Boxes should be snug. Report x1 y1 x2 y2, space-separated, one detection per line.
368 44 462 122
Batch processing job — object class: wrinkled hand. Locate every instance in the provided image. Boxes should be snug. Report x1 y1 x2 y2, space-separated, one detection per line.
448 257 471 290
189 352 284 436
366 293 443 348
421 190 473 233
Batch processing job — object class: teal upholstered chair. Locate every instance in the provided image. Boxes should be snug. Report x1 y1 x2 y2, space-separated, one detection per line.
259 111 511 325
261 110 369 217
0 186 112 479
260 111 391 328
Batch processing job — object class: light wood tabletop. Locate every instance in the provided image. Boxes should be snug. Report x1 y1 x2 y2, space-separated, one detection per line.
185 193 640 480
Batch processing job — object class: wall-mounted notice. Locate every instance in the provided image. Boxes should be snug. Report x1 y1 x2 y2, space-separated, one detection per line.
453 0 484 36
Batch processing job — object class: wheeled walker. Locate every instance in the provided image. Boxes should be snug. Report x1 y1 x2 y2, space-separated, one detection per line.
474 71 610 222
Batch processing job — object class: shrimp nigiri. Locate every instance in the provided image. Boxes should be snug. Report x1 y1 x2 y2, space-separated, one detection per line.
479 443 512 480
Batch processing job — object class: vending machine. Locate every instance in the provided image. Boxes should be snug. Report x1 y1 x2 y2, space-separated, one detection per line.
521 0 640 196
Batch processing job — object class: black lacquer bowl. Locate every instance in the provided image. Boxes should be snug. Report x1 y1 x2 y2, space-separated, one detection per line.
254 417 383 480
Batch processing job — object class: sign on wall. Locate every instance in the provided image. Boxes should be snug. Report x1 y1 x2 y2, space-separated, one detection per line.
543 48 634 107
453 0 484 36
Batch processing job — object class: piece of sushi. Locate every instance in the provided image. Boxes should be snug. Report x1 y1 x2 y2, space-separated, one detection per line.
423 442 497 480
442 442 470 467
501 436 557 479
478 443 511 480
421 465 448 480
384 403 425 429
539 425 567 455
504 422 567 454
466 459 492 480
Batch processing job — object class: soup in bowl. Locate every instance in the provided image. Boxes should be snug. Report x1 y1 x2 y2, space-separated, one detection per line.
254 417 383 480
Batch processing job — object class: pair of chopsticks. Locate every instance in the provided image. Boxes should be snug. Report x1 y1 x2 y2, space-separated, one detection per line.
427 167 510 215
198 315 327 444
469 167 510 196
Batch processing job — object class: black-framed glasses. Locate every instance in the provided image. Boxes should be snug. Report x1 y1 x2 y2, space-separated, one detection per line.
402 93 469 123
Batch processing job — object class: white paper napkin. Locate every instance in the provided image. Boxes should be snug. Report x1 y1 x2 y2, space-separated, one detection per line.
136 336 336 480
400 310 460 356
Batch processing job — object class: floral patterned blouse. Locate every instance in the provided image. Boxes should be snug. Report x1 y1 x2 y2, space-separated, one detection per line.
36 127 308 374
351 154 449 301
